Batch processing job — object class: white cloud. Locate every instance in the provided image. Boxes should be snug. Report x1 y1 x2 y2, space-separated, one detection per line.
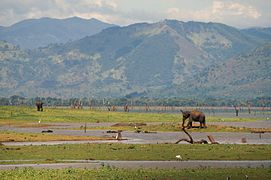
166 7 211 22
212 1 261 19
0 0 119 26
165 0 262 27
0 0 269 28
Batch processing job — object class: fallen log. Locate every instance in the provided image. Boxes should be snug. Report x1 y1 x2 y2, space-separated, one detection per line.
175 126 213 144
41 130 53 133
207 135 219 144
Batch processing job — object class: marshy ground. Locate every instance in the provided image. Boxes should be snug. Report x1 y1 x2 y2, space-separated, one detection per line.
0 106 270 179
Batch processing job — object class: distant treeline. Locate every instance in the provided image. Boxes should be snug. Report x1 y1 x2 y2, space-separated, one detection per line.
0 95 270 107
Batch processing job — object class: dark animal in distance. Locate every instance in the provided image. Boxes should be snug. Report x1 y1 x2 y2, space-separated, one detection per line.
124 104 129 112
180 109 206 129
36 101 43 111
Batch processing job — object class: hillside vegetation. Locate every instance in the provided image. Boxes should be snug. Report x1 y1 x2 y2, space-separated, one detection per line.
0 19 270 99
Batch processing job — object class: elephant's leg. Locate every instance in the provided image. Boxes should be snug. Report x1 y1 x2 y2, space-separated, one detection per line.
189 121 193 128
186 122 191 128
201 117 207 128
199 116 206 128
187 118 193 128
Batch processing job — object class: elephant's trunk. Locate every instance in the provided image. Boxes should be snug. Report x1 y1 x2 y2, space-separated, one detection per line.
180 109 184 127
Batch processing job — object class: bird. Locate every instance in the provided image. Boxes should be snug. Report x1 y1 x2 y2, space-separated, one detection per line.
176 155 182 160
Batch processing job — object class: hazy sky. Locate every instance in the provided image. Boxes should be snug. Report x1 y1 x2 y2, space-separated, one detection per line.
0 0 270 28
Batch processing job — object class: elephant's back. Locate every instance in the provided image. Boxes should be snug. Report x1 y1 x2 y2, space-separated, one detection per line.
191 110 205 119
191 110 204 116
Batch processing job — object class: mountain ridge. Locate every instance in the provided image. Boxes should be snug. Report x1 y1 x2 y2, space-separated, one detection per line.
0 17 116 49
0 19 270 99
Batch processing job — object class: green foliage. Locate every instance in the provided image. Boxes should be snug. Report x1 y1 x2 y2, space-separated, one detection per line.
1 144 270 162
0 167 271 180
0 106 180 123
83 122 260 133
0 106 261 124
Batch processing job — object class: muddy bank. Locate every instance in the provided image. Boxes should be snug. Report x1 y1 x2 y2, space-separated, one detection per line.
2 130 271 146
1 121 270 146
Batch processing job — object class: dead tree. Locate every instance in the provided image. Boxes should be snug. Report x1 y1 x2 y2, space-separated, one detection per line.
112 106 117 111
175 126 209 144
233 105 239 116
145 105 150 112
261 100 265 115
89 98 92 110
247 103 251 114
124 104 129 112
78 100 83 109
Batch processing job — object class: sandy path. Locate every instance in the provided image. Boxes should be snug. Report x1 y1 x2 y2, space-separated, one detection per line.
0 160 270 169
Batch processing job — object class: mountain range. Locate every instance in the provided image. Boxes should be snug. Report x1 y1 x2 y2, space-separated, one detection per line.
0 17 115 49
0 17 270 99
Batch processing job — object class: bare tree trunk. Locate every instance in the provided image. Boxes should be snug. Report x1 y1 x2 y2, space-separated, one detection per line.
175 127 209 144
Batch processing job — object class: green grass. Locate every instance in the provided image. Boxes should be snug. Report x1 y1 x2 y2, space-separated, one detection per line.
0 106 262 125
0 130 114 142
0 167 270 180
77 123 267 133
0 106 180 123
1 144 270 163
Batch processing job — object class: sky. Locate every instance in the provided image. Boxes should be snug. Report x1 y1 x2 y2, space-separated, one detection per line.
0 0 270 28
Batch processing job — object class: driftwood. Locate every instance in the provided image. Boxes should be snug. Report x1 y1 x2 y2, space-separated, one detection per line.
41 130 53 133
175 126 217 144
207 135 219 144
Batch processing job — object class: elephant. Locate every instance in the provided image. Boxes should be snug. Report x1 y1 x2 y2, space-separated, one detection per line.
180 109 206 129
36 101 43 111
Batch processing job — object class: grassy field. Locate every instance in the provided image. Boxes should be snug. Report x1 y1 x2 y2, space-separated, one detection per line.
1 144 270 163
0 106 262 125
0 167 271 180
0 130 113 142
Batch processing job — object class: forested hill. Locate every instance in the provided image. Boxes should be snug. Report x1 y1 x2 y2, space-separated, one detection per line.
0 19 270 99
0 17 115 49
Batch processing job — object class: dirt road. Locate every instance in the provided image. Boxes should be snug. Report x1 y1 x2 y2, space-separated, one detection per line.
0 160 270 170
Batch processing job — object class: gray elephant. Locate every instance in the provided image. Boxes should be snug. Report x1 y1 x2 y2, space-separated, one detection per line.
180 110 206 128
36 101 43 111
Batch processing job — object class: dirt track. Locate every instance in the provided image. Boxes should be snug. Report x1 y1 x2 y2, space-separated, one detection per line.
0 160 270 169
